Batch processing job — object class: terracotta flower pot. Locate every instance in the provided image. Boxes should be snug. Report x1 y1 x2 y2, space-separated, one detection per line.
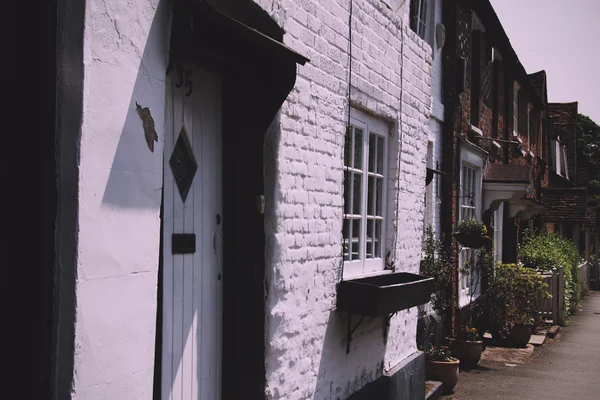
425 358 460 394
508 324 532 348
449 339 483 369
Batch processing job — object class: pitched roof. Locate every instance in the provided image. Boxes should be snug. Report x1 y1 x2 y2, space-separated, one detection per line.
473 1 544 109
548 102 578 140
528 70 547 105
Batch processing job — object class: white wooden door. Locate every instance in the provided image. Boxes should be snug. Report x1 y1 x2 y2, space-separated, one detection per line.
163 61 223 400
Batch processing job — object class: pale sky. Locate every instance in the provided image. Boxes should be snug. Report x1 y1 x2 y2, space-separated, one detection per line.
489 0 600 123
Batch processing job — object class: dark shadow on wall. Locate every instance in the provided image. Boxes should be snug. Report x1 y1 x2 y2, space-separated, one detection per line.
313 311 388 400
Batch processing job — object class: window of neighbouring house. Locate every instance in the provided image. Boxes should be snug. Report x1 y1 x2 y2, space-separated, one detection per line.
470 31 481 127
410 0 430 42
562 144 569 180
343 109 389 278
551 139 569 179
459 161 482 305
513 81 520 136
551 139 559 175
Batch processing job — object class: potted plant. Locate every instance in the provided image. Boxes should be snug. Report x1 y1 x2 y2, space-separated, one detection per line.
488 264 550 348
425 345 460 394
507 313 534 348
449 325 483 370
454 218 489 249
418 227 453 351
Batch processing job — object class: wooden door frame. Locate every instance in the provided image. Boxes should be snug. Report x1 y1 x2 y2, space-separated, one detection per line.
156 3 305 398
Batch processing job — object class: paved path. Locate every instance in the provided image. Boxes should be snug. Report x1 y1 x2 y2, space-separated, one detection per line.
442 291 600 399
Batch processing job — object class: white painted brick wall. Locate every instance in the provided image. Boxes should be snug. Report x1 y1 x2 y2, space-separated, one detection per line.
260 1 433 398
73 0 433 398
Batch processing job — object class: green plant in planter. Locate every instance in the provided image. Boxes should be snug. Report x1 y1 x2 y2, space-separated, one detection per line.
456 245 494 333
425 345 456 362
454 218 490 249
418 226 453 351
487 263 550 340
455 326 481 341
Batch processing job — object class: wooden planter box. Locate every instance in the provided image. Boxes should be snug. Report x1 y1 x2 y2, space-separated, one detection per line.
337 272 434 317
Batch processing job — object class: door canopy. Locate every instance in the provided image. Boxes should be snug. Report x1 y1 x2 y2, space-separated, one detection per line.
171 0 309 135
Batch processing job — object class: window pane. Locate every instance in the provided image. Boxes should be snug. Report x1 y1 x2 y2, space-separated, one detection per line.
377 136 384 174
410 0 419 32
354 128 363 169
352 219 361 260
376 178 383 216
344 171 351 215
353 173 362 215
369 134 376 173
344 127 352 167
368 176 375 216
343 219 350 261
375 220 382 258
366 220 373 259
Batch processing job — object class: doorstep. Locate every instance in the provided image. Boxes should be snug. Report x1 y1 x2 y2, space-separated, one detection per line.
482 331 546 346
425 380 443 400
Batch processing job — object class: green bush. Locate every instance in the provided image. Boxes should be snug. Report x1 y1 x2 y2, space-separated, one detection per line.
487 263 550 338
519 230 581 315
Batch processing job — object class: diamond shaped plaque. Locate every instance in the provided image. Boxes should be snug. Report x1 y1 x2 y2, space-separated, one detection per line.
170 128 197 202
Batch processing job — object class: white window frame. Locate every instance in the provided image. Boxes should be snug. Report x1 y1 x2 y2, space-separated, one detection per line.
513 81 520 137
562 144 569 180
343 108 389 279
410 0 433 45
458 145 483 307
551 139 569 180
551 139 560 176
492 206 503 265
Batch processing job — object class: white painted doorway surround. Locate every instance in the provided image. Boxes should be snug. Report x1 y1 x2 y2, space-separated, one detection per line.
162 61 223 400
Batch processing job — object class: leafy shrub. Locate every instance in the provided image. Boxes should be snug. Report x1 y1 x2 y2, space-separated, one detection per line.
418 226 453 350
420 226 452 315
519 230 581 315
487 263 550 339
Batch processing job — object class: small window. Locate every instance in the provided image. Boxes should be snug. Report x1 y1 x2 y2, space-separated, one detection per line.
410 0 430 41
459 164 481 297
562 144 569 180
470 32 481 126
551 139 561 176
513 81 520 136
343 109 389 278
551 139 568 179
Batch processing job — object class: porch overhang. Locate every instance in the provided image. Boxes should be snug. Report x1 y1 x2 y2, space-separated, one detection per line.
483 181 532 214
508 198 545 219
171 0 309 135
483 164 535 214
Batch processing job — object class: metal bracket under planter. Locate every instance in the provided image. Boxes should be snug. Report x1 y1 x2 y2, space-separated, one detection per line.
337 272 434 354
337 272 434 317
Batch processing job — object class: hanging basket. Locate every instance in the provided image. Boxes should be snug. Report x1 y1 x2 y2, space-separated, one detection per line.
454 232 485 249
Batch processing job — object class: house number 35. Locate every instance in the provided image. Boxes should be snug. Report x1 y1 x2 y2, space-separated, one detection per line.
174 64 193 97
